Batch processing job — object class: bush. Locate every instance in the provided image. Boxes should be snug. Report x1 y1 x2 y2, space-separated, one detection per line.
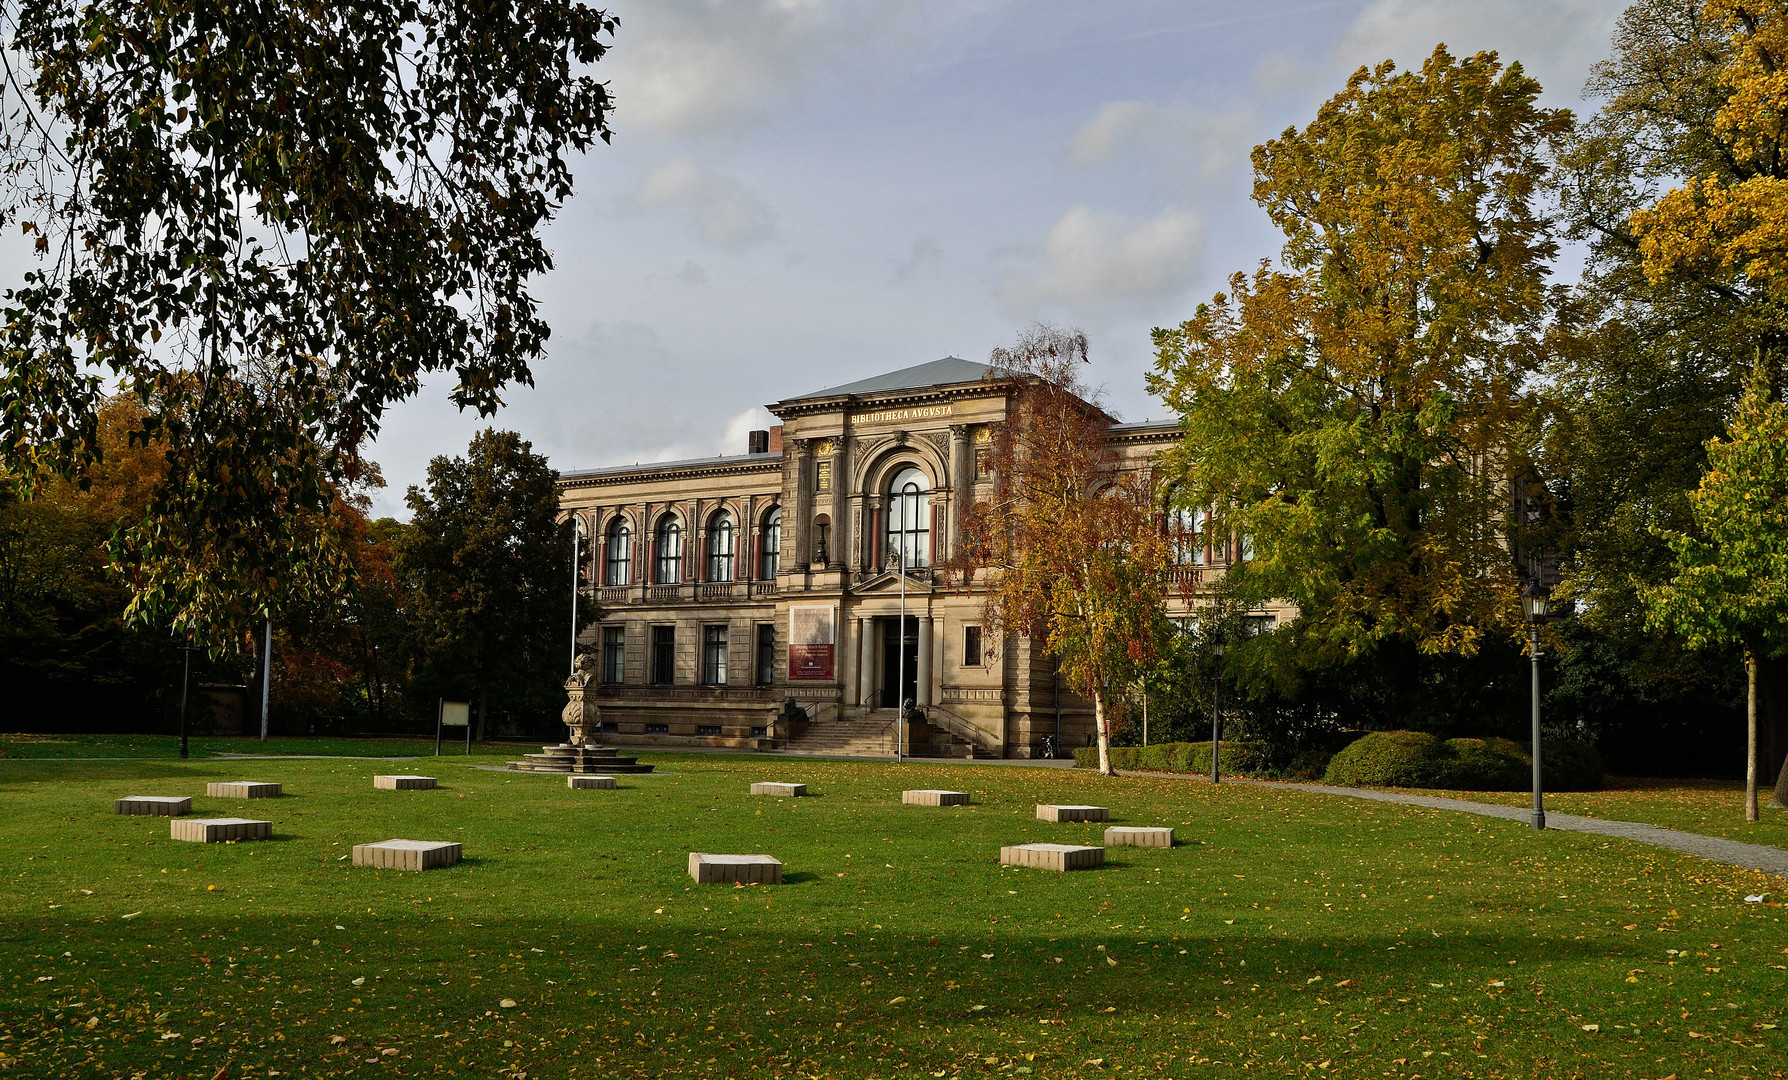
1322 731 1455 788
1322 731 1606 791
1073 741 1273 776
1442 737 1530 790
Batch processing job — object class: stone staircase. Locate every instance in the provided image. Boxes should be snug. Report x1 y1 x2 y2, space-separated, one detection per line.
783 714 900 757
506 743 656 774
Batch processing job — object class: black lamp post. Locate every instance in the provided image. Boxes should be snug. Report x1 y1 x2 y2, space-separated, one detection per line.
1210 639 1225 785
177 642 193 761
1520 579 1555 831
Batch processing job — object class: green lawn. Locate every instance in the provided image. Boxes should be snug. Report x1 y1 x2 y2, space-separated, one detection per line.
1 747 1784 1079
1379 778 1788 852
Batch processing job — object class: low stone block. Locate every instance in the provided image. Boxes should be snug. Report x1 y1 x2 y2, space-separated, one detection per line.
114 796 191 817
902 789 970 806
568 775 617 790
171 817 272 843
206 781 281 799
1105 826 1174 848
1035 804 1109 823
352 839 462 871
688 852 783 884
750 782 807 797
999 843 1105 871
373 775 437 790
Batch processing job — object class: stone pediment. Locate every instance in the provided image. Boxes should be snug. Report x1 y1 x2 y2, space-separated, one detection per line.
854 569 936 595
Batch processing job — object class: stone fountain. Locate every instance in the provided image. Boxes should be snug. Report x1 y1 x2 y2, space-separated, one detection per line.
504 654 655 774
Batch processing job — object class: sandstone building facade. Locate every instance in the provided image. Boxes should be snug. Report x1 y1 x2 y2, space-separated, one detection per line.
559 358 1246 758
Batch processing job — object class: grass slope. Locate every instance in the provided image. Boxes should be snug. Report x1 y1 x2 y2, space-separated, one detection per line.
1 747 1784 1079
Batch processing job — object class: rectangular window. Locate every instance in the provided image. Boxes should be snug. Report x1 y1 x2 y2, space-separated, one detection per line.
601 626 625 684
645 723 669 735
963 625 982 667
697 724 721 737
755 624 776 686
702 624 728 685
650 625 675 686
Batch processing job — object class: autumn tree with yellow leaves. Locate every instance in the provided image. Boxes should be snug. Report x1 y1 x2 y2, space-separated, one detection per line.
1150 48 1571 726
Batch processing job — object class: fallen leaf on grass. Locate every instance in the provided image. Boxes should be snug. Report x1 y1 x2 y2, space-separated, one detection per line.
329 1036 347 1045
1581 1024 1599 1032
887 997 906 1005
121 912 141 920
499 999 517 1009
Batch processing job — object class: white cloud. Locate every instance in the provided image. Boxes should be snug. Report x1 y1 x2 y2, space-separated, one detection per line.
1327 0 1624 105
633 158 775 250
1067 101 1253 183
605 0 922 135
720 406 780 456
1000 205 1204 313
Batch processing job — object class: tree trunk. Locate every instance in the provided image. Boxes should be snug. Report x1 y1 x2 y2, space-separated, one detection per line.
1094 684 1112 776
1746 649 1759 823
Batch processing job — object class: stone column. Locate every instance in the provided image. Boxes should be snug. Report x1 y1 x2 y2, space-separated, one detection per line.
792 439 813 565
838 614 854 705
916 615 933 708
948 424 970 561
858 615 876 708
830 440 849 569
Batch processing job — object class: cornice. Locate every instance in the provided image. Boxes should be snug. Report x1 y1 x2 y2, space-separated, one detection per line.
559 457 783 491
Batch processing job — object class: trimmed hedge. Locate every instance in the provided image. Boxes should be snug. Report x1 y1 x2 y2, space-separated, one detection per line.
1073 741 1272 777
1322 730 1604 791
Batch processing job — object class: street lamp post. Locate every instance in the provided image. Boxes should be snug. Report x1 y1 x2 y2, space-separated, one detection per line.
888 547 907 764
177 641 193 761
570 514 585 677
1210 639 1225 785
1520 579 1556 831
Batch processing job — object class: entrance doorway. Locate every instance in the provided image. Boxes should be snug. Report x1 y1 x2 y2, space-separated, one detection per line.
880 616 918 709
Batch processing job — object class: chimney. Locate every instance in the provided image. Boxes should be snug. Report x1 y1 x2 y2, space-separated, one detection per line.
748 429 769 455
767 425 783 453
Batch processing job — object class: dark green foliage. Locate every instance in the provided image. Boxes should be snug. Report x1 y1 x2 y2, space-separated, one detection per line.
1323 730 1604 790
396 430 582 739
1074 741 1275 778
0 0 616 640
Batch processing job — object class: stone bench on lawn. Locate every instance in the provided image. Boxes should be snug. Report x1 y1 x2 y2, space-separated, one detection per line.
352 839 462 871
750 782 807 797
902 789 970 806
689 853 783 884
172 817 272 843
114 796 191 817
1105 826 1174 848
1035 804 1109 823
568 775 617 790
206 781 281 799
1000 843 1105 871
373 775 437 790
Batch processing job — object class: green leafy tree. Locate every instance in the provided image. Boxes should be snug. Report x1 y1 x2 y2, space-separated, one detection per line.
1149 48 1571 726
397 430 582 740
1553 0 1786 779
956 326 1170 774
1645 372 1788 817
0 0 616 642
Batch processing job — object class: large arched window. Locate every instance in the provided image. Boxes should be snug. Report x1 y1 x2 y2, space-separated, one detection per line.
886 466 930 568
605 518 633 585
760 506 781 579
706 510 735 582
655 516 683 584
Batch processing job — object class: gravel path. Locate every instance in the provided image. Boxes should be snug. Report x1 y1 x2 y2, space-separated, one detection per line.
1220 776 1788 880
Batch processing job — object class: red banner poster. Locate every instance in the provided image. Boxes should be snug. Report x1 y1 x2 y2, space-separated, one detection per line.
788 604 836 680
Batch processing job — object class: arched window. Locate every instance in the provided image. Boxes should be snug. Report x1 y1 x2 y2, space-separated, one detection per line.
605 518 633 585
655 516 683 584
1168 506 1207 565
760 506 781 579
706 510 735 582
886 466 930 568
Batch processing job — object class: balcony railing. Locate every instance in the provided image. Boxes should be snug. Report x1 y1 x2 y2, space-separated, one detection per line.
698 583 737 601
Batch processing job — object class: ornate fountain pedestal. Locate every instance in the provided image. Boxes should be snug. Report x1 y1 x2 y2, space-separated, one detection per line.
504 655 656 775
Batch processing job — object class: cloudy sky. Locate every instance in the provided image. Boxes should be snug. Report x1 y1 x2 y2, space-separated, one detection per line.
364 0 1626 516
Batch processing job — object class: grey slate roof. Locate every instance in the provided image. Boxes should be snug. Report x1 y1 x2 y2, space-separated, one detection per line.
796 356 990 399
562 451 781 481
